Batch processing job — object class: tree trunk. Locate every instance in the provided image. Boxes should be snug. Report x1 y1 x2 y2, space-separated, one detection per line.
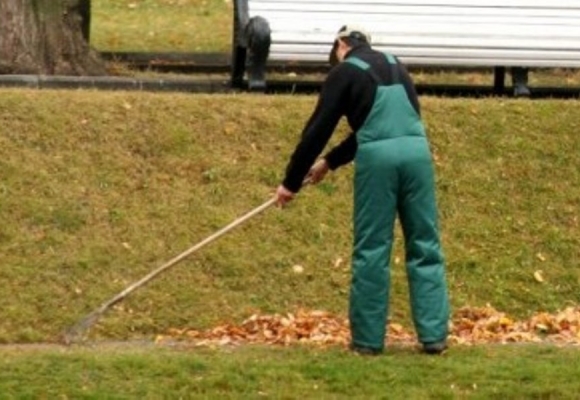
0 0 105 75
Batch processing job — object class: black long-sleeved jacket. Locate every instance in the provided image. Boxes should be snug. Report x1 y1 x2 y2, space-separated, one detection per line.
282 44 421 193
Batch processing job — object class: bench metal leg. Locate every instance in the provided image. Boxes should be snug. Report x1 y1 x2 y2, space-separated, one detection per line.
493 67 506 96
231 0 249 88
245 16 271 91
231 45 247 89
511 67 531 97
230 1 271 91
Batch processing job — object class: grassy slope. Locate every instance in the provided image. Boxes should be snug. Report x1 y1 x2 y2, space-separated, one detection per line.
1 89 579 344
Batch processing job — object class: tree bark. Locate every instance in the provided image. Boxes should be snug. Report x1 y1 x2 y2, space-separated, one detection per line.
0 0 105 75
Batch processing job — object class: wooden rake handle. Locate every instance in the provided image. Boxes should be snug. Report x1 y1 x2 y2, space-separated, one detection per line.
94 196 278 314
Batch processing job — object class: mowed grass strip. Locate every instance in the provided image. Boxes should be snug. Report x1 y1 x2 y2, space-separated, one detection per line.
0 88 579 345
1 344 580 399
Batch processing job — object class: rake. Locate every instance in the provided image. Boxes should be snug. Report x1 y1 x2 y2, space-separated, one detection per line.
63 196 278 345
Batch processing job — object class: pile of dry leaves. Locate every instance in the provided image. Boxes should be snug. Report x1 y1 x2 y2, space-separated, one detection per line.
157 305 580 348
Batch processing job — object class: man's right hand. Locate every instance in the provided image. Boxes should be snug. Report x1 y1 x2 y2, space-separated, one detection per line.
275 185 295 207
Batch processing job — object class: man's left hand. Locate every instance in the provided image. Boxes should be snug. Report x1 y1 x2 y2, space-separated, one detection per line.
307 158 330 184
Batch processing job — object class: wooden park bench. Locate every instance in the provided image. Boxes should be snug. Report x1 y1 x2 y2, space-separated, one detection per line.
231 0 580 93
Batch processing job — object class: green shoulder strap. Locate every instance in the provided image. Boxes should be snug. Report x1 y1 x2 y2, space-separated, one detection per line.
346 54 400 84
345 56 370 70
385 53 397 64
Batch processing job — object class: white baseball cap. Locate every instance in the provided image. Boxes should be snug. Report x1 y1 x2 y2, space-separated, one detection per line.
329 25 372 65
335 25 372 44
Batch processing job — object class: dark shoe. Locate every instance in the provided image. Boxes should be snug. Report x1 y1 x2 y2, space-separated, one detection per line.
349 344 382 356
422 341 448 355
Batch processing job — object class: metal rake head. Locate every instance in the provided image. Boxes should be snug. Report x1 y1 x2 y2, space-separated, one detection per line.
61 310 103 345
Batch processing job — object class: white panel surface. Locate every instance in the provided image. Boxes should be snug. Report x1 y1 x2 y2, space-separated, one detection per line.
246 0 580 66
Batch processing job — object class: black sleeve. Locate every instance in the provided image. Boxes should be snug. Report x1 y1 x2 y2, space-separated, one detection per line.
323 133 357 170
282 67 351 192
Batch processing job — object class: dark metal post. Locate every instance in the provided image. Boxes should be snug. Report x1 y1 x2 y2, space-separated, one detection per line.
231 0 249 88
493 67 506 95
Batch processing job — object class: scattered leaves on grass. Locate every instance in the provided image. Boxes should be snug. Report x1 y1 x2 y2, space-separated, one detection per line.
157 305 580 348
292 265 304 274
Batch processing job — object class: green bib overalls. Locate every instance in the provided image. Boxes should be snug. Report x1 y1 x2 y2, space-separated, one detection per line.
347 55 450 350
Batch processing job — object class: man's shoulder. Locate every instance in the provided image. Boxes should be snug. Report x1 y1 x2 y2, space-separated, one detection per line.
328 60 368 78
319 63 362 96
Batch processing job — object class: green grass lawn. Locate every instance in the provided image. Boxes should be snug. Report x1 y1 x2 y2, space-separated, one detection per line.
1 87 579 396
91 0 232 53
1 343 580 398
2 90 579 343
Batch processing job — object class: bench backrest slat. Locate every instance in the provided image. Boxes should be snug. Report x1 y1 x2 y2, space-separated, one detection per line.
244 0 580 68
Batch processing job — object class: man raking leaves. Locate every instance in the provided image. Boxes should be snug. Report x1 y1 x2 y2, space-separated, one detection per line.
275 25 450 355
65 26 449 355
